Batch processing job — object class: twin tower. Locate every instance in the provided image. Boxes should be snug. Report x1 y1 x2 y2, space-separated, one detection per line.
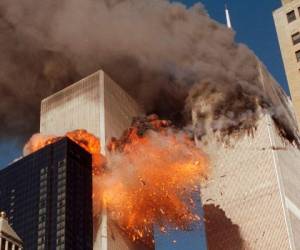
40 69 300 250
1 67 300 249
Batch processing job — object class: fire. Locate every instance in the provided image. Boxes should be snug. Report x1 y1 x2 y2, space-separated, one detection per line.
99 115 209 243
23 129 105 174
23 115 209 245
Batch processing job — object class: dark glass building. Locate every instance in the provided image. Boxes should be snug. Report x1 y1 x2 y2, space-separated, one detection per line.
0 138 93 250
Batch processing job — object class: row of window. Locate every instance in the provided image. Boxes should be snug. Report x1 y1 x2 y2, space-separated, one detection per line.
287 7 300 23
37 168 48 249
56 161 66 248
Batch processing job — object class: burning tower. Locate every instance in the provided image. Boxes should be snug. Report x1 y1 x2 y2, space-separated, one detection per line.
39 70 145 250
196 62 300 249
39 65 300 250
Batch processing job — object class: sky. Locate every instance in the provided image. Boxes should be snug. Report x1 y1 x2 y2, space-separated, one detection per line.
182 0 288 92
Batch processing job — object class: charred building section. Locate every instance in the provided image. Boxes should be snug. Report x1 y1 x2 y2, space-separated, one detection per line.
0 138 93 250
196 63 300 249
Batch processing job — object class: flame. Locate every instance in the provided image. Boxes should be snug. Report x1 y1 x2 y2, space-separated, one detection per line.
100 130 208 243
23 115 209 245
99 115 209 243
23 129 105 174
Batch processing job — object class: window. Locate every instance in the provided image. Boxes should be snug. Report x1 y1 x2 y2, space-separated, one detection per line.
287 10 296 23
296 50 300 62
292 32 300 45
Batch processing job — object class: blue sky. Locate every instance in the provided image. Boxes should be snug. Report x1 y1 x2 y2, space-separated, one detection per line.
182 0 288 92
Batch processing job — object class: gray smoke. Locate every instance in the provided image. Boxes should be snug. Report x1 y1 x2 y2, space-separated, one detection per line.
0 0 298 144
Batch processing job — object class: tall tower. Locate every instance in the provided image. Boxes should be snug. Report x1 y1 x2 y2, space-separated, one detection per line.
39 70 146 250
40 70 143 152
0 211 23 250
273 0 300 125
195 62 300 249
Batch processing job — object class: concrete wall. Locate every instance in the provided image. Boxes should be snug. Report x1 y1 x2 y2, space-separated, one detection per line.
200 117 293 250
273 1 300 126
272 121 300 249
40 70 143 250
40 70 142 151
40 71 103 140
196 60 300 249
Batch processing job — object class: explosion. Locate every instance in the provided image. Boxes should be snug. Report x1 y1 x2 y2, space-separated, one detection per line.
24 115 209 244
23 129 105 174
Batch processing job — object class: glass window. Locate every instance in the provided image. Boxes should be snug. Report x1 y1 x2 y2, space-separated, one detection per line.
287 10 296 23
296 50 300 62
292 32 300 45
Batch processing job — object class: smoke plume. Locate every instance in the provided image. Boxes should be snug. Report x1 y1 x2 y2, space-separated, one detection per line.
0 0 299 144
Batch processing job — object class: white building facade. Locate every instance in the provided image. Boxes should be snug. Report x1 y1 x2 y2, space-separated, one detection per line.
40 70 144 250
195 62 300 250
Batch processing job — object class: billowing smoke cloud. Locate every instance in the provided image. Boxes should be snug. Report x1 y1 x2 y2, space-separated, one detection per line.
0 0 299 144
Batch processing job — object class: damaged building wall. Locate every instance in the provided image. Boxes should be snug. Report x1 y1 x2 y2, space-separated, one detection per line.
197 115 294 250
197 62 300 250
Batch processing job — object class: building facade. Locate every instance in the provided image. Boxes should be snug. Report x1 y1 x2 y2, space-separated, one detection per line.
0 211 23 250
0 138 93 250
273 0 300 125
40 70 143 154
39 70 144 250
195 62 300 249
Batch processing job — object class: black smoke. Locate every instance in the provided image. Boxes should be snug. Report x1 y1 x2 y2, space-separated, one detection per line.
0 0 298 145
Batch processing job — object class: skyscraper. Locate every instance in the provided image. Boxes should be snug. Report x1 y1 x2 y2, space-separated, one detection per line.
40 70 143 153
273 0 300 125
0 211 23 250
0 138 93 250
39 70 144 250
39 62 300 250
195 62 300 249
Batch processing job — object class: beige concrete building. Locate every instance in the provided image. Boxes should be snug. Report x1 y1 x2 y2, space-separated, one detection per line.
0 211 23 250
273 0 300 125
195 62 300 249
40 70 146 250
40 70 143 154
